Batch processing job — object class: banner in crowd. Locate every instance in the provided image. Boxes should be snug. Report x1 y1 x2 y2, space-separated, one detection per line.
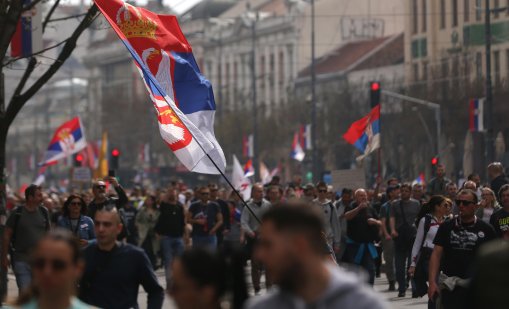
343 104 380 161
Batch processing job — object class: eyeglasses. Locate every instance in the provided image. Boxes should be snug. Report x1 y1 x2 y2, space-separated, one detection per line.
32 258 69 272
456 199 476 206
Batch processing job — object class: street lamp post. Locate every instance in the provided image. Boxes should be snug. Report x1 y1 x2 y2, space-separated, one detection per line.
310 0 318 182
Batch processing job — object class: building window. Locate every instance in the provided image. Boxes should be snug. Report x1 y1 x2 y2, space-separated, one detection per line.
422 0 427 31
452 0 458 27
476 52 482 80
464 0 470 22
494 50 500 85
476 0 482 21
440 0 446 29
412 0 418 34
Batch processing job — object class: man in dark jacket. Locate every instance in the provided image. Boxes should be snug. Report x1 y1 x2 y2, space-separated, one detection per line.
488 162 509 201
80 206 164 309
87 178 128 218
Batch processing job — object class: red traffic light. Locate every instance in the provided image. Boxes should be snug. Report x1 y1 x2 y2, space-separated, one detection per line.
76 154 84 162
370 82 380 91
431 157 438 165
111 148 120 157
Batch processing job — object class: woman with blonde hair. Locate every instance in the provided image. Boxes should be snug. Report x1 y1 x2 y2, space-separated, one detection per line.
477 187 501 223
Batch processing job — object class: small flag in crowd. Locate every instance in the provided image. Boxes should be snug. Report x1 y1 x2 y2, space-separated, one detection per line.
232 155 252 200
413 173 425 185
343 104 380 162
300 124 312 150
95 0 225 174
10 0 42 58
260 162 280 184
243 134 254 158
469 98 485 132
243 159 255 177
291 132 305 162
39 117 87 167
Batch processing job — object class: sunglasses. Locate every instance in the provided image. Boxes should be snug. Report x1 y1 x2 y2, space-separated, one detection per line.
32 258 69 272
456 199 476 206
94 185 106 190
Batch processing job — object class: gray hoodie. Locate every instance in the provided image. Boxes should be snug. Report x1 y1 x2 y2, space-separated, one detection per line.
244 264 388 309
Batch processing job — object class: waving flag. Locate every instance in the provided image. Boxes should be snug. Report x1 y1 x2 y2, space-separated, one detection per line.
95 0 225 174
291 132 305 162
343 104 380 162
11 0 43 58
232 155 252 200
39 117 87 166
413 173 425 185
469 98 485 132
243 134 254 158
243 159 254 177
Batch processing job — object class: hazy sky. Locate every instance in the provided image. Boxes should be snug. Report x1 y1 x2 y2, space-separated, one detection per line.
60 0 203 14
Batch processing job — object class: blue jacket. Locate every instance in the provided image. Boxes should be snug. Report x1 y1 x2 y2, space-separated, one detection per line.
57 215 96 242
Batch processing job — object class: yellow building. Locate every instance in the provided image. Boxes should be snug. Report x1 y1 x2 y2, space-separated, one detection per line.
405 0 509 87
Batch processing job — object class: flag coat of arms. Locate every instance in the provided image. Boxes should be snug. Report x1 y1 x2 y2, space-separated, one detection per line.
95 0 225 174
39 117 87 166
343 104 380 161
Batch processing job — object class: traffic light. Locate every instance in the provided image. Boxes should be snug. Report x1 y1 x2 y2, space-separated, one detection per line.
110 148 120 170
370 81 381 107
73 153 84 167
431 157 438 165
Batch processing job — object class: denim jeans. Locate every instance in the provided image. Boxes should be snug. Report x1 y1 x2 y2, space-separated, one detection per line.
192 235 217 251
13 260 32 292
160 236 184 283
395 245 415 293
344 243 376 285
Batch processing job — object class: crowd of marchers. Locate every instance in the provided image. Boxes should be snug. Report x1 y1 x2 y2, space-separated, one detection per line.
0 162 508 309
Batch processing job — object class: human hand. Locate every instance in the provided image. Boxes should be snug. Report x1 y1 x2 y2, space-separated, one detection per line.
391 231 399 238
195 218 206 225
107 176 119 187
367 218 379 226
79 239 89 247
408 266 415 278
1 256 9 269
428 282 440 300
359 202 368 210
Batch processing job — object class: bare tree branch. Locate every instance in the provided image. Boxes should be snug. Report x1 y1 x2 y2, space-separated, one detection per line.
5 4 99 128
12 57 37 98
42 0 60 33
2 39 69 67
47 13 88 24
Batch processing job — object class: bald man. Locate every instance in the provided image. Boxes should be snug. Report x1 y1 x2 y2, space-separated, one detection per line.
343 189 382 285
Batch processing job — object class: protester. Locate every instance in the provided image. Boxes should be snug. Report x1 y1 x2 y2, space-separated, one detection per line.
187 186 223 250
136 194 160 269
476 187 501 224
155 186 185 286
223 197 244 251
427 165 450 196
241 184 272 294
209 184 230 248
343 189 381 285
487 162 509 201
489 183 509 239
266 185 282 205
313 182 341 254
412 183 425 204
245 204 388 309
56 195 95 247
5 229 93 309
389 183 421 297
445 182 458 215
408 196 450 306
123 200 139 245
428 189 496 309
2 185 50 292
334 188 352 261
80 206 164 309
87 178 128 218
379 185 400 291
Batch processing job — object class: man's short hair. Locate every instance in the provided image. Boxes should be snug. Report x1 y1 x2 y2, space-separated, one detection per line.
95 204 122 224
498 184 509 200
446 182 457 189
341 188 353 195
262 204 325 253
400 183 412 191
315 181 327 189
488 162 504 173
467 173 479 181
457 189 478 204
25 184 41 201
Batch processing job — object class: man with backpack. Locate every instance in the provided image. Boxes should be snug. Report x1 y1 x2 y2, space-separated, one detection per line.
314 182 341 254
1 185 50 291
390 183 420 297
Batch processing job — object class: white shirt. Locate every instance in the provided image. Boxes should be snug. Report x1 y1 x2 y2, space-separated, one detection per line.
410 216 441 267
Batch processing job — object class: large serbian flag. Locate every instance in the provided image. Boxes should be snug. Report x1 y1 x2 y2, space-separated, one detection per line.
39 117 87 166
94 0 225 174
469 98 485 132
343 104 380 161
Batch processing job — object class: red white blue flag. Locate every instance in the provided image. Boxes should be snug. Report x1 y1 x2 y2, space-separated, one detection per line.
243 159 254 177
291 132 305 162
469 98 485 132
95 0 225 174
343 104 381 161
39 117 87 166
10 0 42 57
